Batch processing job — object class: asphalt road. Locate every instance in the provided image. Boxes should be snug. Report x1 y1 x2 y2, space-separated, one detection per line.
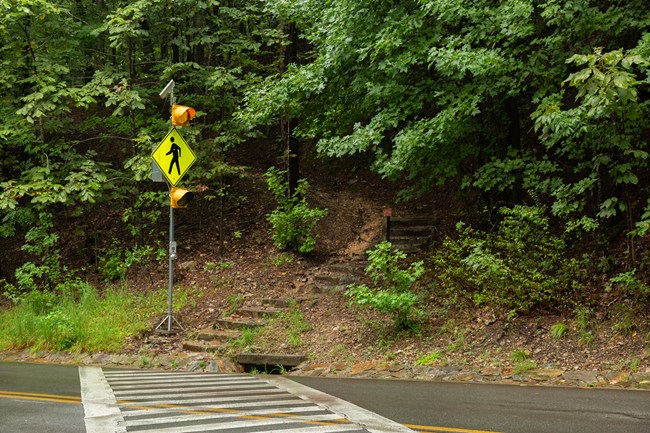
289 376 650 433
1 361 649 433
0 361 85 433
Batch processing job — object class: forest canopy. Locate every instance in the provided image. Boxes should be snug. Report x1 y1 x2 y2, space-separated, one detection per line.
1 0 650 300
241 0 650 235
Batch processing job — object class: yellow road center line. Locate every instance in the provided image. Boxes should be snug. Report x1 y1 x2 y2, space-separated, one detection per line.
1 392 497 433
405 424 504 433
0 390 81 405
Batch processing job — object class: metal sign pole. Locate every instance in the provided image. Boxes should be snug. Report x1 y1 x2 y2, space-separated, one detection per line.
155 80 184 334
155 183 183 333
167 198 175 332
167 84 175 333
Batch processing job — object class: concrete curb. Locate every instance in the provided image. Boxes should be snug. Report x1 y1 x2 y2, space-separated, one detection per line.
2 350 648 390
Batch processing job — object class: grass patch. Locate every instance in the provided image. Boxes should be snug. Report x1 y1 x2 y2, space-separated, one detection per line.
415 351 442 366
513 359 538 374
550 322 568 339
229 327 259 353
0 280 187 353
270 309 312 350
253 307 313 352
573 305 598 345
269 252 296 267
510 348 530 363
223 293 245 317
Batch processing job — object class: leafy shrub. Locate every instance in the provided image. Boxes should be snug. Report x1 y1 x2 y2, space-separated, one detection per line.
121 191 166 238
346 241 425 330
607 269 650 300
431 205 585 318
265 167 328 254
610 303 637 337
573 305 597 345
5 214 66 297
37 309 77 350
98 245 128 281
98 242 153 281
21 289 58 316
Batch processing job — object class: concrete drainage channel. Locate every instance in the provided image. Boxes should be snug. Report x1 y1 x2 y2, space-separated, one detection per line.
238 353 308 374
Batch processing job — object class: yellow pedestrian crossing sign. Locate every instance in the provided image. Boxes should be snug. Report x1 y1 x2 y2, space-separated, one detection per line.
152 128 196 186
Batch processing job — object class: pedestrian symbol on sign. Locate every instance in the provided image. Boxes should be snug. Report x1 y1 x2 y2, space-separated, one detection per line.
166 137 182 176
151 128 196 186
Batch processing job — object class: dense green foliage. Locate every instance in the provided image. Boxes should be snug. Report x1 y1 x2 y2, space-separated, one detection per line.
1 0 649 344
3 1 650 244
431 205 586 318
0 0 281 237
241 0 650 241
0 0 286 297
3 214 66 295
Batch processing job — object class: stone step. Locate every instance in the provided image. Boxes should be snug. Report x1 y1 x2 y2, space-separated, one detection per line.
389 227 434 237
390 236 432 247
389 242 426 253
182 339 228 354
237 306 285 319
249 296 321 309
314 284 348 294
382 215 437 255
196 328 242 342
313 282 352 294
389 216 437 227
257 298 295 308
311 260 368 294
214 317 267 330
313 280 360 293
326 262 367 275
390 232 432 240
313 272 363 286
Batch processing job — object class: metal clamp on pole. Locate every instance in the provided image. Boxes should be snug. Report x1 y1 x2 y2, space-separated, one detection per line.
169 241 177 260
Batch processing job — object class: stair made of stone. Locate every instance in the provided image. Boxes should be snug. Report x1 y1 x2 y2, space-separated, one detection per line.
182 328 243 353
183 298 281 354
308 215 437 294
387 216 438 252
312 259 368 293
183 297 311 370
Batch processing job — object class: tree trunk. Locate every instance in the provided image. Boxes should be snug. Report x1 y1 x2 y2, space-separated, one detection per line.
283 21 300 197
505 97 522 203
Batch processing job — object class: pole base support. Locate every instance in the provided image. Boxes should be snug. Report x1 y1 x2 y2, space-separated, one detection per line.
155 315 185 334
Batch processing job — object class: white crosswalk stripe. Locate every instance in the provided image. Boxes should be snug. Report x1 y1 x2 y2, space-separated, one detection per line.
114 388 286 401
102 370 370 433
